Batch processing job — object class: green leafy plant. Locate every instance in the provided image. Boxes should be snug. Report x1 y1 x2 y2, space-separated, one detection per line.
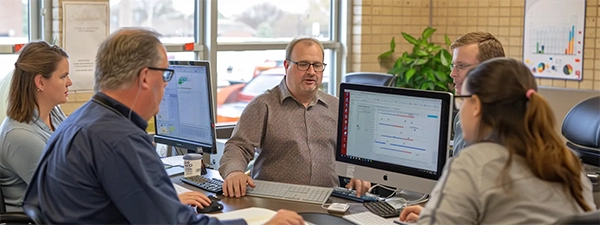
378 27 453 92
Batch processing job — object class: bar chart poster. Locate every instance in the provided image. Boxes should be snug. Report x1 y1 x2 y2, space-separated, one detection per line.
523 0 586 80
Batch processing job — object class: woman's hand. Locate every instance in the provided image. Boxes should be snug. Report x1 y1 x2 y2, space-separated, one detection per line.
399 205 423 222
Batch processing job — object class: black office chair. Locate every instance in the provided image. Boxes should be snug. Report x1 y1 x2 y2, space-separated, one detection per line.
0 186 6 213
552 210 600 224
23 204 46 225
344 72 396 87
561 96 600 186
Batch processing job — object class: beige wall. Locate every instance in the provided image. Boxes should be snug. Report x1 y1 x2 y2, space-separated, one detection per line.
351 0 600 91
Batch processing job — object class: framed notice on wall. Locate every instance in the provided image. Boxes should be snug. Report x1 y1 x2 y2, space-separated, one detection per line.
523 0 586 80
62 0 109 91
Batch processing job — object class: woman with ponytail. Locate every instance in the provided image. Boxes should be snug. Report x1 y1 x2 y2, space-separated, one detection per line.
399 57 595 224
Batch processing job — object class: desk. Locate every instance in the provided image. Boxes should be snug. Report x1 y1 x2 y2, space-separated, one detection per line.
171 169 365 215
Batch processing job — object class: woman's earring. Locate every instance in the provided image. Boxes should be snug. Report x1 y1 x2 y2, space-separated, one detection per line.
37 88 42 92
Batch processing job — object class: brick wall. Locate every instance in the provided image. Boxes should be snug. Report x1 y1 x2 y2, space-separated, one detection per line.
351 0 600 91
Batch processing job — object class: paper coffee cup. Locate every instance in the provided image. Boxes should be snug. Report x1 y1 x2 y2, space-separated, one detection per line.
183 153 203 177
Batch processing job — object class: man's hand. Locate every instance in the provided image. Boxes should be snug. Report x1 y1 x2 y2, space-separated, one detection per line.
264 209 304 225
345 178 372 197
178 191 211 208
222 171 255 198
399 205 423 223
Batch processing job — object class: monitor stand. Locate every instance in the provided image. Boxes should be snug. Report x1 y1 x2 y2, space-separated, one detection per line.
394 189 429 202
385 189 430 210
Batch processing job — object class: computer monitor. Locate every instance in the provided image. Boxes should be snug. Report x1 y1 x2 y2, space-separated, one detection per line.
335 83 453 198
154 60 217 154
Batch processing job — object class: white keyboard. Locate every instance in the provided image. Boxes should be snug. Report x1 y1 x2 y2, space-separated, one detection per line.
343 211 397 225
245 180 333 204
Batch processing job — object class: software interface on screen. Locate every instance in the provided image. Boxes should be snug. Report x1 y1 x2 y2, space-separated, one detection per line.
340 89 443 175
155 64 214 146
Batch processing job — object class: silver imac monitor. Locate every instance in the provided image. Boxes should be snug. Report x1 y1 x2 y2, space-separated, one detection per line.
335 83 453 197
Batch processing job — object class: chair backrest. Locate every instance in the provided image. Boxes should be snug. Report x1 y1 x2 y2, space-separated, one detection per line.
0 186 6 213
0 212 35 224
552 210 600 225
561 96 600 166
22 204 47 225
344 72 396 87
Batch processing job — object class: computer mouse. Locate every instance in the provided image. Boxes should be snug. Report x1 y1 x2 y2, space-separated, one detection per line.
196 196 223 213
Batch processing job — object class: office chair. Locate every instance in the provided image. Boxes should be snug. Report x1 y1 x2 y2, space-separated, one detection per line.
0 188 35 224
344 72 396 87
552 210 600 224
23 204 46 225
0 187 6 213
561 96 600 184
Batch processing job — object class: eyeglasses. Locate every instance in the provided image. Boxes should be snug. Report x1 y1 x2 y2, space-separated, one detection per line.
450 63 478 72
454 94 472 111
148 67 174 82
287 59 327 72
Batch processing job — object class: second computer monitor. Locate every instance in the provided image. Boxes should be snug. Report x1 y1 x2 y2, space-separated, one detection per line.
335 83 453 195
154 60 217 154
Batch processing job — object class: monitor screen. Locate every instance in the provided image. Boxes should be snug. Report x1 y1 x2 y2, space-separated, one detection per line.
335 83 453 194
154 61 217 154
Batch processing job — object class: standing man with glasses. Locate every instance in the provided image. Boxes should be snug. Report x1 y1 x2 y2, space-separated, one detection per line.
23 27 303 225
219 37 370 198
449 31 505 156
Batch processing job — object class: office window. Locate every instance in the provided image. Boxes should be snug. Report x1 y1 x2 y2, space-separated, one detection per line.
0 0 28 80
0 0 28 44
217 0 331 42
216 50 332 124
168 52 196 61
0 55 18 80
109 0 195 43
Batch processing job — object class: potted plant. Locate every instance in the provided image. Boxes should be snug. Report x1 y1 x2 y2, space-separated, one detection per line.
378 27 454 92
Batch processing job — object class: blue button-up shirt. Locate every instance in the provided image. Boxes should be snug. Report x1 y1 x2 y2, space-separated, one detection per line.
24 92 244 224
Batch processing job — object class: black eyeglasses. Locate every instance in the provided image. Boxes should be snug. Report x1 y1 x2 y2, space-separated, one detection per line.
148 67 174 82
454 94 472 111
287 59 327 72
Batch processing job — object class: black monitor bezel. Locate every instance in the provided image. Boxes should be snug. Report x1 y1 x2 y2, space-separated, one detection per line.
336 83 452 181
153 60 217 154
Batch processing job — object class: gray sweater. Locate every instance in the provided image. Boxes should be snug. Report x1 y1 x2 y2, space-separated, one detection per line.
0 106 66 212
418 142 596 225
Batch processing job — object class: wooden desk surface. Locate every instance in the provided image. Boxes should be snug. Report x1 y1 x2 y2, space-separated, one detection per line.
171 169 600 215
171 169 363 215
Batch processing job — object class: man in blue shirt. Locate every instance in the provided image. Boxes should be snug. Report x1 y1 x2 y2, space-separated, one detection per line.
23 28 303 225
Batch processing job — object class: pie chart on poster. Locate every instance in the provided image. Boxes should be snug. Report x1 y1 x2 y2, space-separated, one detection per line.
537 63 545 73
563 64 573 75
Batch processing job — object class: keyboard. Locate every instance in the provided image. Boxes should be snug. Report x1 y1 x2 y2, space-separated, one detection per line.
363 201 400 218
331 187 379 202
180 175 224 194
343 211 396 225
246 180 333 204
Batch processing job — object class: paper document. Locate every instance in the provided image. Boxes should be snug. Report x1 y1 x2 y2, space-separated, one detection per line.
162 155 184 167
173 183 192 195
209 207 275 225
209 207 316 225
